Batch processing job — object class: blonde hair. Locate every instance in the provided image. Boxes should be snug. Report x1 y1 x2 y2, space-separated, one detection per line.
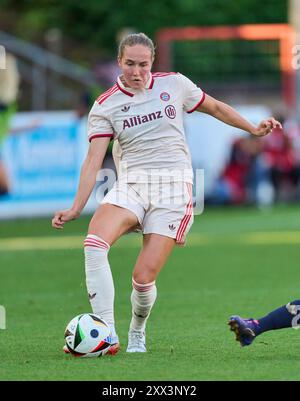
118 32 155 61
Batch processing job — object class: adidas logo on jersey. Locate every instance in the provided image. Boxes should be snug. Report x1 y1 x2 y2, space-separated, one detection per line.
121 105 130 112
123 111 163 130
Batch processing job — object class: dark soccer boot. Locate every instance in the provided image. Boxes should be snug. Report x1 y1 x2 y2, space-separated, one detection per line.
228 315 258 347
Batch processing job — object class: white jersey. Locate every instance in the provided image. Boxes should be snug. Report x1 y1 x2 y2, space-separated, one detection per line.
87 72 205 183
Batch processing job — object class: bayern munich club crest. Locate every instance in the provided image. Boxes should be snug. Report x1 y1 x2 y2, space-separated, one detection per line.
160 92 170 101
165 105 176 119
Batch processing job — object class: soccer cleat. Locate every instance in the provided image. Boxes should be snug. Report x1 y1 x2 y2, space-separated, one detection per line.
106 335 120 356
228 315 258 347
126 330 146 353
63 344 69 353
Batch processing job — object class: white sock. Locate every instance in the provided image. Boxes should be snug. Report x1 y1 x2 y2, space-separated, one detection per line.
129 279 157 332
84 234 117 339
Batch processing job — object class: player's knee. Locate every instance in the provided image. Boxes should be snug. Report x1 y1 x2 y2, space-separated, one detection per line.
133 266 158 285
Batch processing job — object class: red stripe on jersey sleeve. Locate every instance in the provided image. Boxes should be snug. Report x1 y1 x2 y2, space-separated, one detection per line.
89 134 114 142
186 92 206 114
97 85 117 100
97 86 119 105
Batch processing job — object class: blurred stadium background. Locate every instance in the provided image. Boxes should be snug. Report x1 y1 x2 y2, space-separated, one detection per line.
1 0 300 381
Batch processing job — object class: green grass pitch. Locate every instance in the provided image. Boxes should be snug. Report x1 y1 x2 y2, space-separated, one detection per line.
1 205 300 381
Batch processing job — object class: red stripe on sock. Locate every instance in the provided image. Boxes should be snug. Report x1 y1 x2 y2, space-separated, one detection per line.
84 236 109 249
84 238 108 247
133 286 153 292
84 240 108 248
85 236 109 246
84 243 107 249
132 280 155 292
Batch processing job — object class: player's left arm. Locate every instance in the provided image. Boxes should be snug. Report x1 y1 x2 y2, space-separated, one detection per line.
196 94 282 137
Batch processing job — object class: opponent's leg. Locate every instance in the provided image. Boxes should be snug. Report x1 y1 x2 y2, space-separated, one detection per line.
127 234 176 352
229 299 300 347
85 204 139 354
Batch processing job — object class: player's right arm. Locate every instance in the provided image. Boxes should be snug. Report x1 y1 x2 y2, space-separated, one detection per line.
52 137 110 229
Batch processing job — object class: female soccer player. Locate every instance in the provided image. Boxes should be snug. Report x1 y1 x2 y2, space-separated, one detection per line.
52 33 281 355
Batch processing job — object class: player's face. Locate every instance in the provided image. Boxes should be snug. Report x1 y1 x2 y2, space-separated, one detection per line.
118 45 153 90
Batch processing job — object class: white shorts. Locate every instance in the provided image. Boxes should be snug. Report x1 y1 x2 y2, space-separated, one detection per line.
101 181 194 245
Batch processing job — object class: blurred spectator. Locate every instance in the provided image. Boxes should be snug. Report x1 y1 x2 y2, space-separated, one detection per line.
0 52 19 196
209 115 300 206
210 136 265 205
262 123 300 202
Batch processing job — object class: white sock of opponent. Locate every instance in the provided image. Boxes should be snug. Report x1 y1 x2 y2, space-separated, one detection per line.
129 279 157 333
84 234 117 340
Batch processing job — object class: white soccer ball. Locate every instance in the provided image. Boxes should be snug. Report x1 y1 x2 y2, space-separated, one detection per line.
64 313 112 357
